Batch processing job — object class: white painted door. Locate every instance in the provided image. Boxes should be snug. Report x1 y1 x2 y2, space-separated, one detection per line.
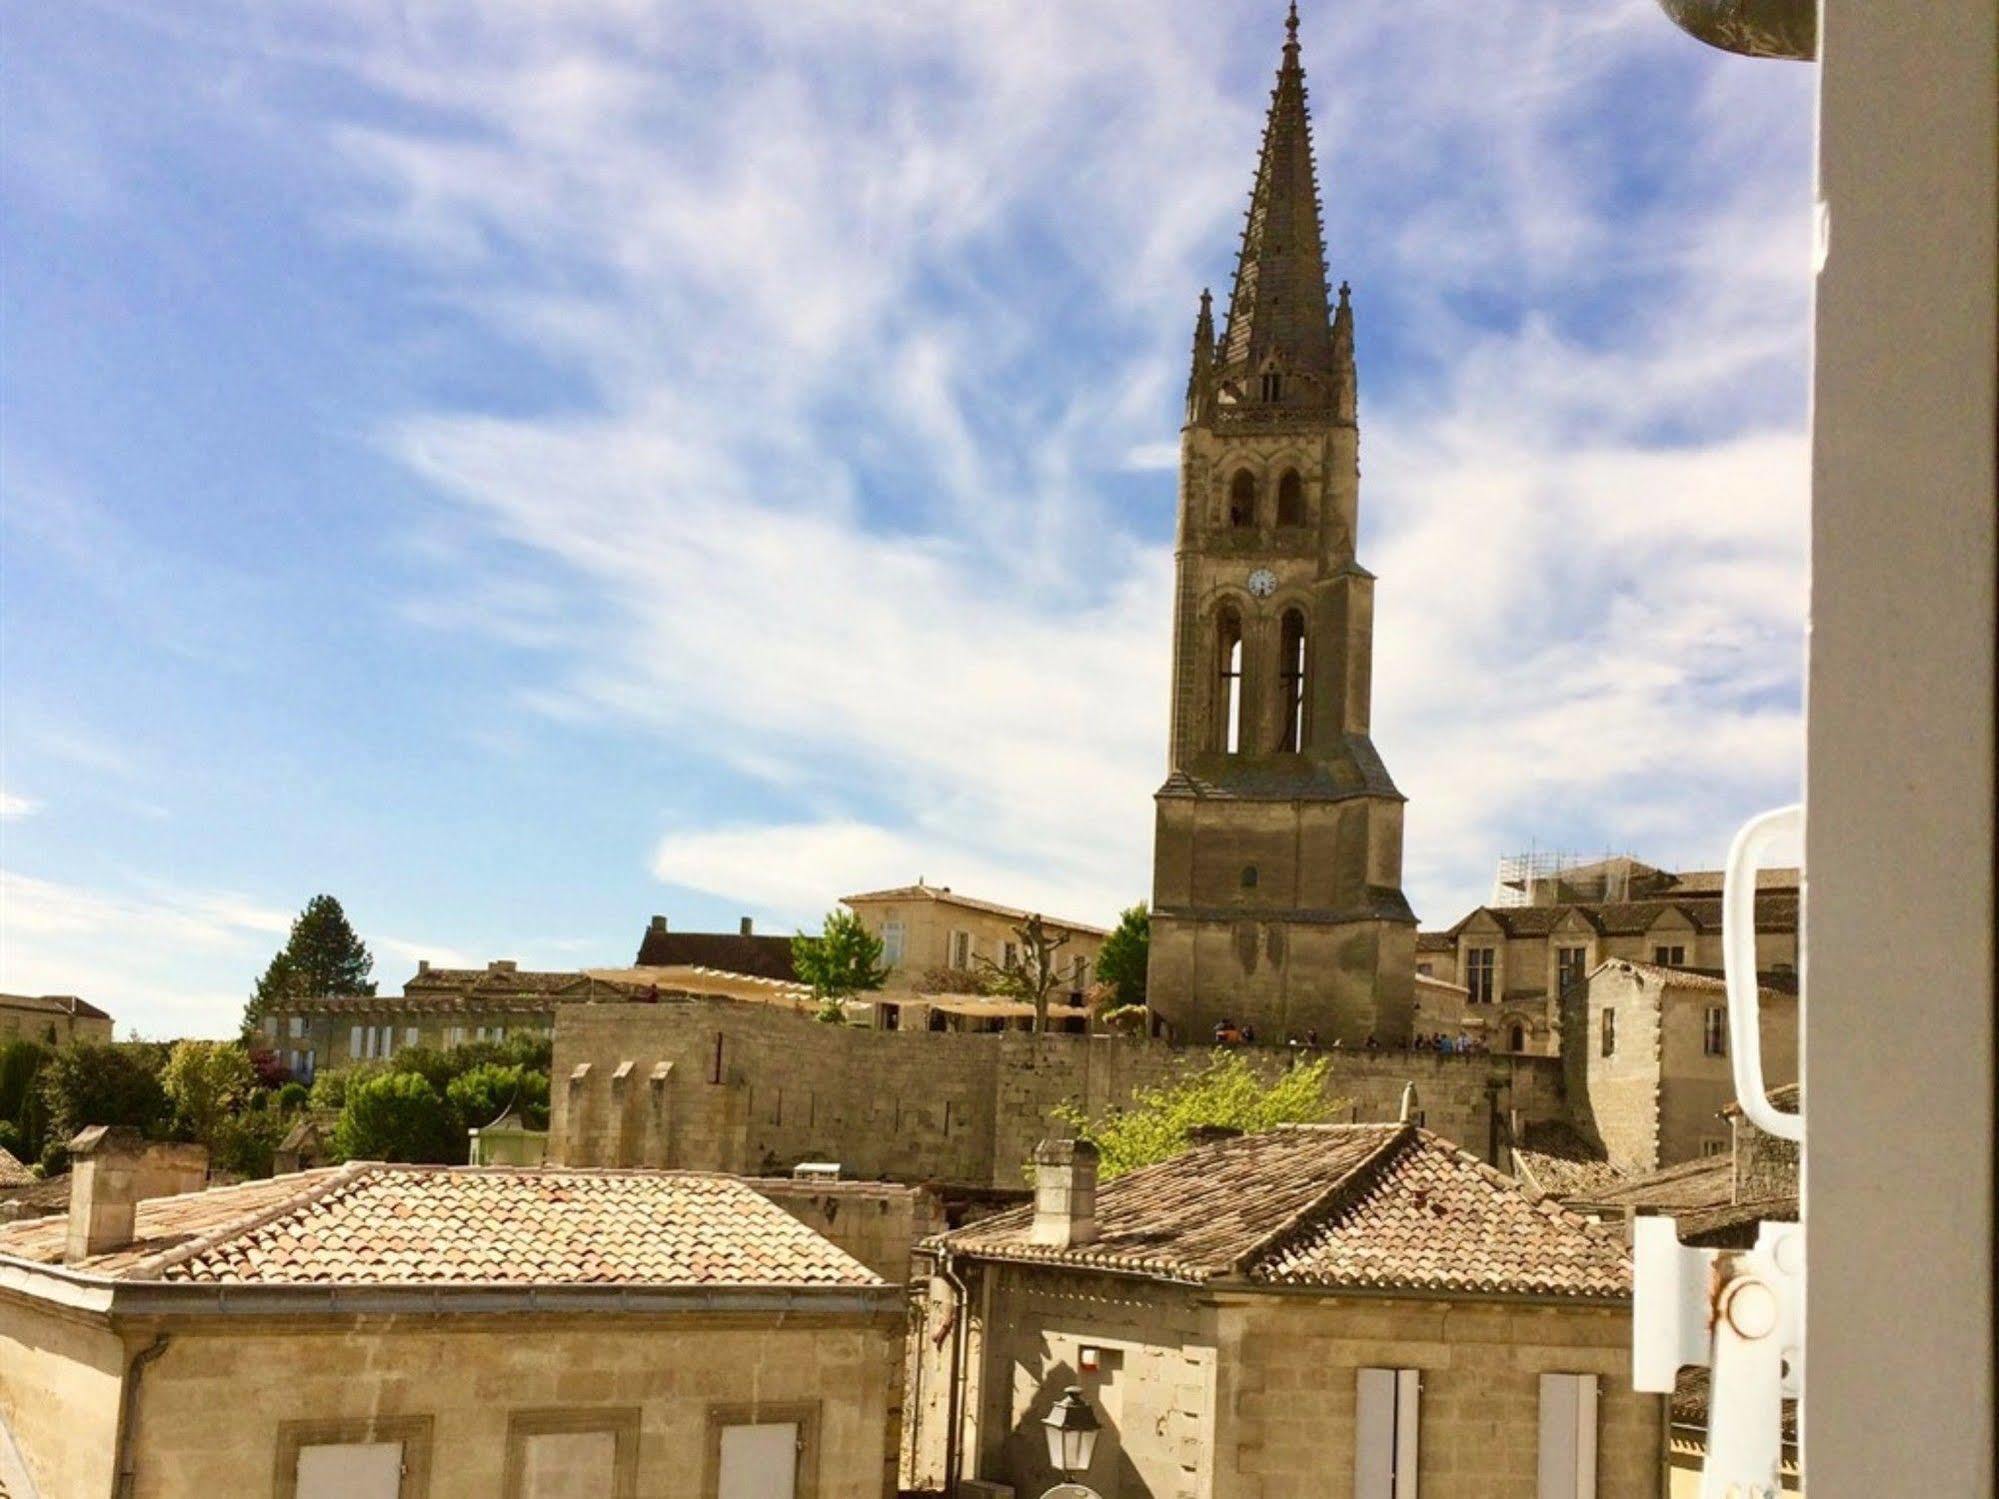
717 1422 797 1499
295 1441 403 1499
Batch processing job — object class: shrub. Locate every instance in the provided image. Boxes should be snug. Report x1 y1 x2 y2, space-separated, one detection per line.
308 1061 380 1114
274 1081 311 1115
211 1107 290 1179
333 1072 461 1164
162 1040 256 1144
445 1064 548 1132
38 1043 171 1144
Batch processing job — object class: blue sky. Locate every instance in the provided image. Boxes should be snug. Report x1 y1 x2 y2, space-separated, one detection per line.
0 1 1816 1037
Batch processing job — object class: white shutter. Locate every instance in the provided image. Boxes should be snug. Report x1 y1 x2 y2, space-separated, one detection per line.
1356 1368 1420 1499
349 1026 364 1059
1537 1373 1599 1499
295 1442 403 1499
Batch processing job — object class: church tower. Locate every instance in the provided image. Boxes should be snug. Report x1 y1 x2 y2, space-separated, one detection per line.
1145 4 1415 1044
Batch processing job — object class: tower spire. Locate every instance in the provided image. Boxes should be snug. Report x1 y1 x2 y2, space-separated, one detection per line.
1220 4 1336 403
1186 288 1216 423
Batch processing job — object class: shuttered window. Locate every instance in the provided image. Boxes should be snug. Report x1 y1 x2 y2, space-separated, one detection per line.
1537 1373 1599 1498
1354 1367 1419 1499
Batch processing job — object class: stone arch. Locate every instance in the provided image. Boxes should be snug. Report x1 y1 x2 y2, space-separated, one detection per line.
1228 469 1257 528
1276 468 1306 527
1277 607 1310 751
1215 605 1245 753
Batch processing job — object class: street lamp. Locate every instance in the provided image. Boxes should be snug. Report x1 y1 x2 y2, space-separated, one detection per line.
1041 1386 1101 1477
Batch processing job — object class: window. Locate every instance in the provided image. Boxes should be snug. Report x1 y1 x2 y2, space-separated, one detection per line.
881 920 905 966
1652 943 1686 966
1276 468 1305 525
1700 1138 1730 1157
1416 962 1433 976
1464 947 1495 1004
1600 1007 1616 1057
1353 1367 1419 1499
1536 1373 1598 1499
1557 945 1587 995
1510 1023 1526 1052
262 1014 278 1037
949 930 972 969
404 1026 420 1049
1260 370 1284 402
1703 1005 1728 1057
349 1025 364 1060
706 1403 817 1499
504 1409 638 1499
446 1026 468 1048
276 1417 431 1499
1278 609 1308 751
476 1025 508 1044
1241 864 1258 887
1002 940 1019 970
1217 609 1244 753
1229 469 1256 527
1070 955 1088 990
289 1015 306 1039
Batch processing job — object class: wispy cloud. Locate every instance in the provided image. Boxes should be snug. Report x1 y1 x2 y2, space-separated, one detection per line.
0 791 39 822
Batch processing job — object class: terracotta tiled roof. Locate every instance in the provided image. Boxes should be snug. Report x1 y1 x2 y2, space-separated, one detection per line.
838 885 1109 937
1581 1154 1736 1213
586 966 814 1008
1511 1123 1629 1201
938 1125 1630 1300
633 928 799 979
1602 961 1799 997
0 1149 33 1191
0 1166 883 1288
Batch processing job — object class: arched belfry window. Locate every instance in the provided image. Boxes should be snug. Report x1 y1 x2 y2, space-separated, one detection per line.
1217 609 1244 754
1278 609 1308 752
1260 371 1284 402
1228 470 1256 528
1510 1022 1527 1052
1276 469 1305 527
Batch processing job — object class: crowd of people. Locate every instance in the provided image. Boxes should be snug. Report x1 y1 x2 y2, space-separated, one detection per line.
1209 1018 1491 1055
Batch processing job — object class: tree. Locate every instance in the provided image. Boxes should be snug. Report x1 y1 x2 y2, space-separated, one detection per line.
446 1063 550 1131
244 894 376 1033
334 1071 461 1164
791 910 891 1001
975 913 1074 1033
0 1041 51 1161
162 1040 256 1145
1051 1052 1345 1181
38 1043 171 1147
1094 904 1150 1011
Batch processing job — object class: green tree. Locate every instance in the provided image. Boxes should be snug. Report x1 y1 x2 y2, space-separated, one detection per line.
446 1063 549 1131
1094 904 1150 1011
334 1071 461 1164
791 910 891 1001
1051 1052 1345 1181
244 894 376 1033
38 1043 172 1147
162 1040 256 1145
210 1107 290 1178
0 1041 51 1160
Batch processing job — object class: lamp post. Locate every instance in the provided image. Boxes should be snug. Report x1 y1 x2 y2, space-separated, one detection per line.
1040 1386 1101 1498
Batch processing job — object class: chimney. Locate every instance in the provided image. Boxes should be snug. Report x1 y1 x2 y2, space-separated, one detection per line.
489 959 518 975
1030 1138 1100 1248
739 917 754 937
65 1127 208 1264
1187 1124 1243 1147
650 915 668 935
417 959 431 975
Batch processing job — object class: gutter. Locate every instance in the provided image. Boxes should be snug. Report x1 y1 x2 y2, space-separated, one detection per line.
938 1249 972 1497
0 1257 901 1323
1653 0 1815 59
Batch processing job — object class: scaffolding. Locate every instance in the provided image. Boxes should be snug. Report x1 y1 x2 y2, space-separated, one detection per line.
1491 848 1645 907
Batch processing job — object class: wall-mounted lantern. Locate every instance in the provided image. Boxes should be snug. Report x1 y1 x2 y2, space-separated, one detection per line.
1041 1386 1101 1478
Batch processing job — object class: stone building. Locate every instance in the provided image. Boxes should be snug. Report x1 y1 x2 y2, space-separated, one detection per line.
1563 961 1799 1171
841 882 1108 995
257 961 634 1079
547 995 1566 1186
0 992 113 1047
909 1123 1659 1498
1146 7 1416 1049
1414 861 1800 1057
0 1131 903 1499
635 914 798 980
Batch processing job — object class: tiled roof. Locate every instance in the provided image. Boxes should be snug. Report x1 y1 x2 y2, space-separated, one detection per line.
1510 1123 1629 1201
1603 961 1800 997
0 1166 883 1288
1442 893 1799 941
587 966 815 1008
1674 1367 1799 1444
1721 1081 1802 1117
0 992 111 1021
938 1125 1630 1300
1582 1154 1735 1213
633 928 799 979
1414 931 1455 952
838 885 1108 937
0 1149 33 1191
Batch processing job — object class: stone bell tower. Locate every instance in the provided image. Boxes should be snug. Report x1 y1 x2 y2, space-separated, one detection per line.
1145 4 1415 1045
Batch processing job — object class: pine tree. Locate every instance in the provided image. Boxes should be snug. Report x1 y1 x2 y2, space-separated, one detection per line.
243 895 375 1034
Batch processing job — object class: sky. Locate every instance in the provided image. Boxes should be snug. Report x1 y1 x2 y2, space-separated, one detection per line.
0 0 1818 1038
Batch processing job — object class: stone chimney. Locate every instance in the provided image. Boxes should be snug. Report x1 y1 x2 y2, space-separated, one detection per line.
649 915 668 935
416 959 431 975
739 917 755 936
1030 1138 1100 1248
66 1127 208 1264
489 959 518 975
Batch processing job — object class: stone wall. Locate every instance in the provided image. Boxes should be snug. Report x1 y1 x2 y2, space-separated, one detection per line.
550 998 1567 1187
748 1181 947 1285
0 1297 126 1498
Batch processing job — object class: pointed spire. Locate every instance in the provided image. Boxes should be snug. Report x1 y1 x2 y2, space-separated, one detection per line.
1219 4 1336 403
1186 288 1217 423
1332 280 1356 421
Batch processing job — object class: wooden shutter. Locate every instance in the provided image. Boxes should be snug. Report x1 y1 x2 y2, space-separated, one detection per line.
1355 1368 1420 1499
1537 1372 1599 1499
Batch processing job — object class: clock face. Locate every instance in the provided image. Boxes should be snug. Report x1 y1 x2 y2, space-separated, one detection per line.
1246 567 1278 599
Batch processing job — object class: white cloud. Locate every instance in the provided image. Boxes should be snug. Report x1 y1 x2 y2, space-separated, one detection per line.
0 791 39 821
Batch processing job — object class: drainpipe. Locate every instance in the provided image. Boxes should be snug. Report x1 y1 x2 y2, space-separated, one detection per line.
1652 0 1815 59
113 1333 170 1499
940 1250 971 1496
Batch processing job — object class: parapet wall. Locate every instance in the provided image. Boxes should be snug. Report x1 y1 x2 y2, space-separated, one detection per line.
550 999 1565 1187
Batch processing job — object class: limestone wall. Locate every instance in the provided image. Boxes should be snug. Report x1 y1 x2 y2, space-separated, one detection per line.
0 1296 125 1498
748 1181 946 1285
550 998 1567 1187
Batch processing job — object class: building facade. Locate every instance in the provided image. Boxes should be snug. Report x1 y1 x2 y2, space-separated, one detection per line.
840 883 1107 995
0 1135 903 1499
911 1124 1660 1498
1146 10 1416 1048
0 993 113 1048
